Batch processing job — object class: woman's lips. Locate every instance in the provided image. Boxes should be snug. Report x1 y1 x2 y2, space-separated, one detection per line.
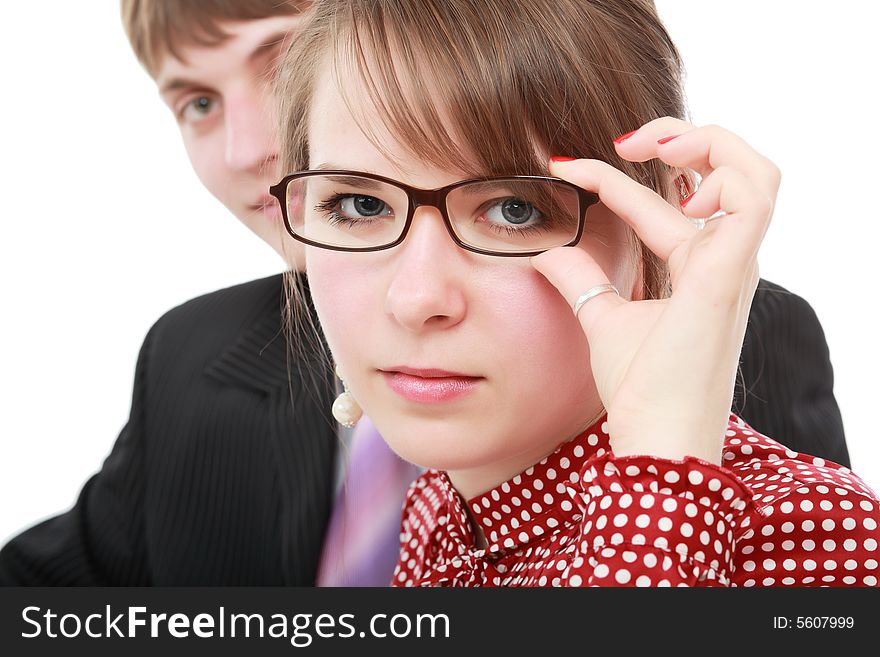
381 370 483 404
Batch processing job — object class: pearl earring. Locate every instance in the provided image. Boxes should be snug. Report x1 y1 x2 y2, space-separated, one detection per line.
331 364 363 428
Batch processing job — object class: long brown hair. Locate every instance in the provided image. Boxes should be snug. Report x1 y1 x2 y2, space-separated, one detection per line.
276 0 690 382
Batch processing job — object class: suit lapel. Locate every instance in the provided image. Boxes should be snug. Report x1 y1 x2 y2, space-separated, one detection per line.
203 283 295 394
204 273 337 584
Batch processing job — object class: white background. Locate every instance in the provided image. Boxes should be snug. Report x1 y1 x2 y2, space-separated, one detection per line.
1 1 878 545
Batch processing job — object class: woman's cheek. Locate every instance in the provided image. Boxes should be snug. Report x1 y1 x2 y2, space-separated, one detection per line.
305 251 373 377
498 267 594 393
580 207 641 298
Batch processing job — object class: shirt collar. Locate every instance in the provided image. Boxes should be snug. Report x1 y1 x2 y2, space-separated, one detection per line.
434 415 610 554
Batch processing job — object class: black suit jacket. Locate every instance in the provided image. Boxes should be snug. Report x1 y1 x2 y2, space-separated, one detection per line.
0 275 848 585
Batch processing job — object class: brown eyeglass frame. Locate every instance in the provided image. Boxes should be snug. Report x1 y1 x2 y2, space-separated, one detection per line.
268 170 600 257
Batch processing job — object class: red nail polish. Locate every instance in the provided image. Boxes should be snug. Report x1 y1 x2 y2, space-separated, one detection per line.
549 156 577 163
613 129 637 144
657 135 680 145
680 192 694 207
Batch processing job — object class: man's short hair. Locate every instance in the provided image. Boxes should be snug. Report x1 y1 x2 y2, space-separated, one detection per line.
121 0 310 77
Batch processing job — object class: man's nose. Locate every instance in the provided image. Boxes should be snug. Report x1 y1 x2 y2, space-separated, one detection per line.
384 206 468 333
223 93 277 174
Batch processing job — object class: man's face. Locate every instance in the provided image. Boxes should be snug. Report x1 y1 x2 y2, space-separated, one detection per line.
156 15 307 261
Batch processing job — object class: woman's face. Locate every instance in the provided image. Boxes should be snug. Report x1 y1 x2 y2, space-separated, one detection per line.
305 59 639 496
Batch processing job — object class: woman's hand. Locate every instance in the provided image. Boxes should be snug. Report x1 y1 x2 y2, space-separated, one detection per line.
531 117 780 465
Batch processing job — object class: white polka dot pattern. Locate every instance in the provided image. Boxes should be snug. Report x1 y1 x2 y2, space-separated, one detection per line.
390 414 880 587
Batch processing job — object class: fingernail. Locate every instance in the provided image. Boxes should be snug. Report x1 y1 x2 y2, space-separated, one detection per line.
657 135 680 145
549 156 577 163
680 192 694 207
613 129 637 144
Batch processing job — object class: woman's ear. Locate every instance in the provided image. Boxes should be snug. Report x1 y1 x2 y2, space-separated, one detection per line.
673 170 697 204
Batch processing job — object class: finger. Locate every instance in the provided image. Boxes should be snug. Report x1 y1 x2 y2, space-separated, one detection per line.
612 116 697 149
549 158 695 261
530 246 626 336
656 126 781 198
679 165 773 266
623 123 782 199
611 117 700 203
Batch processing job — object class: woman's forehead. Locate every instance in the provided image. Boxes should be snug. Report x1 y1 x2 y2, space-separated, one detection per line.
307 55 484 183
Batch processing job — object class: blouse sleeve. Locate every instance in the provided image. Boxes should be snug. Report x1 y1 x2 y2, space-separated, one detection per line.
567 452 759 586
731 473 880 587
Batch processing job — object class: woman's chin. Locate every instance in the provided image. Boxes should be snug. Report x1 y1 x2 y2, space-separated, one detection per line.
374 414 496 472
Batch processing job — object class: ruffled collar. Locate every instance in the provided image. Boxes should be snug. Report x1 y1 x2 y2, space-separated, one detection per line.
431 414 610 556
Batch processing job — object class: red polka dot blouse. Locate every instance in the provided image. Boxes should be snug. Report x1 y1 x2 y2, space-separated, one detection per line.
391 414 880 587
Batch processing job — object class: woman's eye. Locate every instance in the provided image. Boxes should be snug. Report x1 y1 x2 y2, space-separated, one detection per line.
485 197 542 227
179 96 217 124
339 195 392 219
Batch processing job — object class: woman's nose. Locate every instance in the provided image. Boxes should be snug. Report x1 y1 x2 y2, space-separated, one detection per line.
384 206 468 333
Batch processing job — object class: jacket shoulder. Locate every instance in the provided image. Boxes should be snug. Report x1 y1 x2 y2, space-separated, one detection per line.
751 278 821 324
143 273 302 375
154 273 285 338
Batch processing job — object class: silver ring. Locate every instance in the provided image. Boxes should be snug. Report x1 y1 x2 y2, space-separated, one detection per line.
689 209 727 231
573 284 619 317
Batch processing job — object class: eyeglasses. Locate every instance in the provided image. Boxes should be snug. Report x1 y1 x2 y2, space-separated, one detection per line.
269 170 600 257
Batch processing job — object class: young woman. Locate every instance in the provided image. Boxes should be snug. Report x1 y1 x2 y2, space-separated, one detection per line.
271 0 880 586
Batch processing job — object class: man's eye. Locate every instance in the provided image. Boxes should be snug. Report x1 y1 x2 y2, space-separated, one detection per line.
179 96 217 123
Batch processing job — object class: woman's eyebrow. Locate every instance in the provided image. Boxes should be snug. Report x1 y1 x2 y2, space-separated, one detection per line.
313 162 370 172
313 163 383 177
311 164 385 190
322 175 384 189
456 182 505 196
